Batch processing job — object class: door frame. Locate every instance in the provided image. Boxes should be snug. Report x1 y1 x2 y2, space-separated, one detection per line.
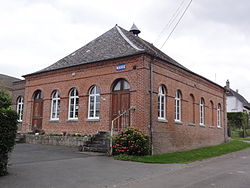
110 79 131 131
32 90 43 131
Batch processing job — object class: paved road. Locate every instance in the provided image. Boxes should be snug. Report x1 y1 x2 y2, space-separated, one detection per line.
0 144 186 188
119 148 250 188
1 144 250 188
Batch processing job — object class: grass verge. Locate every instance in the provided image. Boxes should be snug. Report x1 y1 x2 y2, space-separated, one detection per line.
235 137 250 141
114 140 250 163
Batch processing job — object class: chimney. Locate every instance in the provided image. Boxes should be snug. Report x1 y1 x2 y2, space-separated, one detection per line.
236 89 239 93
226 80 230 90
130 23 141 36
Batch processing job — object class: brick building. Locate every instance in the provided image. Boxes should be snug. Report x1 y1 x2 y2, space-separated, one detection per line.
0 73 21 94
21 25 227 154
0 74 25 126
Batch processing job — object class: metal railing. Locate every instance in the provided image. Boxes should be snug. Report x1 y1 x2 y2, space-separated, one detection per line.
110 106 135 155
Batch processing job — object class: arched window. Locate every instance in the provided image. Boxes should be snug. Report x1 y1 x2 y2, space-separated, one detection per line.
210 100 214 126
51 90 60 120
34 90 42 99
190 94 195 124
175 90 182 122
68 88 79 120
217 104 221 127
16 96 24 122
113 79 130 91
200 98 205 125
88 86 100 119
158 85 166 120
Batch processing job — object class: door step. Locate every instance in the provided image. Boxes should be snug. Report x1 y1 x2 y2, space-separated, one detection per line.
78 131 110 153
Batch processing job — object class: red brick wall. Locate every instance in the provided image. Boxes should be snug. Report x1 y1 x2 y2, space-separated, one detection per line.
144 56 227 154
11 80 25 131
22 55 150 135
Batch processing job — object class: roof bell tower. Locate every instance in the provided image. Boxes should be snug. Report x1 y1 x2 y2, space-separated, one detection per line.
129 23 141 36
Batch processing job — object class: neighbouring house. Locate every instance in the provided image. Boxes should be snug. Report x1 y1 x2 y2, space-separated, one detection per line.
225 80 250 115
21 24 227 154
0 73 25 129
0 73 21 94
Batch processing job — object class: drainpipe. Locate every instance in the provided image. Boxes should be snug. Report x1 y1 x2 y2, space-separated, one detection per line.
223 89 228 142
149 56 154 155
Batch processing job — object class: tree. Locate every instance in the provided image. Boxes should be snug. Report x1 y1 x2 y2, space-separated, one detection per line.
227 112 249 138
0 88 11 109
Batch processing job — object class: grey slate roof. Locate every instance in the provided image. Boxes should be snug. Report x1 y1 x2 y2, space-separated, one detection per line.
26 25 188 76
0 74 21 90
23 25 224 89
225 88 250 110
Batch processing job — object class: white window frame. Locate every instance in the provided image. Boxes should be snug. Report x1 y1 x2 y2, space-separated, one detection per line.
50 91 60 120
16 96 24 122
88 86 100 119
200 98 205 125
158 85 166 120
68 88 79 120
217 104 221 127
175 90 181 122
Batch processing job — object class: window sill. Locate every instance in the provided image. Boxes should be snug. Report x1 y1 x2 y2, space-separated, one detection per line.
174 120 183 125
85 118 100 122
188 123 196 126
158 118 168 123
67 119 78 122
199 124 206 127
49 120 59 123
209 126 215 129
217 126 223 129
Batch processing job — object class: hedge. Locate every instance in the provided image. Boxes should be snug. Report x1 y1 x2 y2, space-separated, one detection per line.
0 108 18 176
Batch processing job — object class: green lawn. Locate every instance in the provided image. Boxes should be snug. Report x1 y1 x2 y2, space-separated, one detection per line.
114 140 250 163
237 137 250 141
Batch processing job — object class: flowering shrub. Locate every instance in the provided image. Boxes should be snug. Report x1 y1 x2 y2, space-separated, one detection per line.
112 128 150 156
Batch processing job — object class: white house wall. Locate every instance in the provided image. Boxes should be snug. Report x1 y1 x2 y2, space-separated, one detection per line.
227 96 244 112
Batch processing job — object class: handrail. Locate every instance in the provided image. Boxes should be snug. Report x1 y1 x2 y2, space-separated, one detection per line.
110 106 135 155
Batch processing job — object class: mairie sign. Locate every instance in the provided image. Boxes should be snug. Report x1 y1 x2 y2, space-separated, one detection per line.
116 64 126 71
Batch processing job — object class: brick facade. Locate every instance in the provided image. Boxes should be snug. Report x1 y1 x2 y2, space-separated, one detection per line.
21 53 227 154
148 57 227 154
12 80 25 130
22 55 148 134
11 80 25 111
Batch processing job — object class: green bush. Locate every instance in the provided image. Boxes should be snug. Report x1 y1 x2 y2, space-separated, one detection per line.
0 108 18 176
112 128 150 156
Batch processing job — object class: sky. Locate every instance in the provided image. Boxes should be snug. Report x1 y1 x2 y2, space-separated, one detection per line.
1 0 250 100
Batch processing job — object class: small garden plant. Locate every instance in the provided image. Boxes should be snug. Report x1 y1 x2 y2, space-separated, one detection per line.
112 127 150 156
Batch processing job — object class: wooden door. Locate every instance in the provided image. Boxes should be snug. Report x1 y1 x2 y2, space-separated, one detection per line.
32 99 43 130
111 91 130 131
